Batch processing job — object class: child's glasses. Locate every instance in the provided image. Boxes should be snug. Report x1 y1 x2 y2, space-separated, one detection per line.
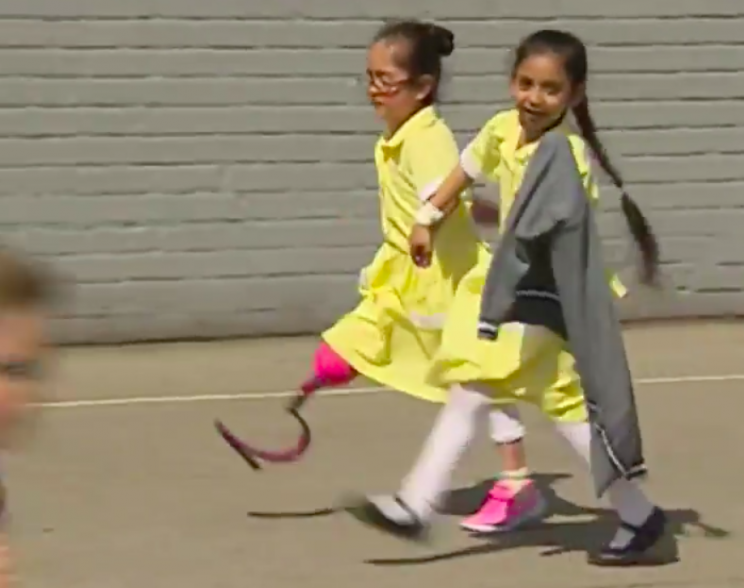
363 71 411 94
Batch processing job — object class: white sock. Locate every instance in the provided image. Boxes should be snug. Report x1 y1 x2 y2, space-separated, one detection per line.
555 420 654 548
489 406 525 444
605 479 655 548
397 382 491 520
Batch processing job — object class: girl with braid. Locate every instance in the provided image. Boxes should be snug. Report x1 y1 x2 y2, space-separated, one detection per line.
346 29 670 567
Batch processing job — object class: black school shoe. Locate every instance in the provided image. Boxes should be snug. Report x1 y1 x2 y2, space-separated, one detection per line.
343 494 429 542
588 507 679 567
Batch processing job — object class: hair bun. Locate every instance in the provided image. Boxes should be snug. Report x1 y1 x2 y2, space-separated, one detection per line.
427 24 455 57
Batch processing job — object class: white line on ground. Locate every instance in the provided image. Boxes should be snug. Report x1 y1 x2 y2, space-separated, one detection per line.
34 372 744 409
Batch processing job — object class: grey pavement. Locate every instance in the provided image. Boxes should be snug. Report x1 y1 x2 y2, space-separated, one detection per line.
6 321 744 588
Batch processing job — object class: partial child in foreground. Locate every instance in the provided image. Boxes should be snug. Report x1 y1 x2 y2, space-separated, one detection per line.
345 29 671 567
0 248 57 586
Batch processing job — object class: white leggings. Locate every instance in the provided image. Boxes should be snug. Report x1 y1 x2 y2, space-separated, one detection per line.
489 405 525 444
399 382 654 527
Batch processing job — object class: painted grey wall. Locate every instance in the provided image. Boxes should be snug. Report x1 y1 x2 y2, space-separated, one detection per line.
0 1 742 343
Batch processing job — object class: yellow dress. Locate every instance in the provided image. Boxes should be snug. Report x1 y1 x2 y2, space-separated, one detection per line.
322 106 492 403
427 109 627 422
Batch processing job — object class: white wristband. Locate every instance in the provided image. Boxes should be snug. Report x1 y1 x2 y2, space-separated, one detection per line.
414 201 445 227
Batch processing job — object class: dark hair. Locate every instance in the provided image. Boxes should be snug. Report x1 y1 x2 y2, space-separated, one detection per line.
0 247 58 309
373 19 455 105
512 29 660 285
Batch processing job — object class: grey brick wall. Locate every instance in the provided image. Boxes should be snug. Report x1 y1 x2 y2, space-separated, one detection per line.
1 1 743 343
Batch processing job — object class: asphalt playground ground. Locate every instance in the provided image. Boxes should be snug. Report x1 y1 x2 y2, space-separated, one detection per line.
6 321 744 588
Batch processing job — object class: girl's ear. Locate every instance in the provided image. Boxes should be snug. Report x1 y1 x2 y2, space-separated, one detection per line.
414 74 435 102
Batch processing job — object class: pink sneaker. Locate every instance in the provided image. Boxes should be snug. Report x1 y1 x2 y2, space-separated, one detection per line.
460 479 547 534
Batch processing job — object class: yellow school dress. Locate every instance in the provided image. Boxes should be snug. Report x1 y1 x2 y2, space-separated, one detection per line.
322 106 491 403
427 109 627 422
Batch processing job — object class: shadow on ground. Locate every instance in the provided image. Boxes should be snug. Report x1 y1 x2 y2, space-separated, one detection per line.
247 473 730 565
370 473 729 566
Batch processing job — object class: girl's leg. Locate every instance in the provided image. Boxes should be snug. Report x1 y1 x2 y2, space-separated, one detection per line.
460 407 547 533
345 382 492 539
553 419 669 565
489 407 529 475
300 341 358 394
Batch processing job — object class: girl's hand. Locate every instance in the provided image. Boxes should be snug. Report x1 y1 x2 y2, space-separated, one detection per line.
470 197 500 226
409 224 433 268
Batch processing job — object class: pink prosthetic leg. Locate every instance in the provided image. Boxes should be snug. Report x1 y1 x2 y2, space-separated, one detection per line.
214 341 355 469
301 341 358 395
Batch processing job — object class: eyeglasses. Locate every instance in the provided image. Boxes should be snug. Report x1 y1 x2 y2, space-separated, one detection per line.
363 71 412 94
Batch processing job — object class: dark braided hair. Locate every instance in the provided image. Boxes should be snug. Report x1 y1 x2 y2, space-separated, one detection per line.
373 19 455 105
512 29 660 285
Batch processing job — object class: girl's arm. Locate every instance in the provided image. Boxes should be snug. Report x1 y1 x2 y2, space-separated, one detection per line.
409 113 504 266
410 165 473 267
431 165 473 212
415 114 504 227
414 164 473 227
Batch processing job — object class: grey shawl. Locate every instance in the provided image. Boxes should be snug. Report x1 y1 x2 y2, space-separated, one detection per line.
477 131 646 497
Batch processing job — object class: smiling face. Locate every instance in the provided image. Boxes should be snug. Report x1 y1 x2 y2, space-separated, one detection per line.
366 39 435 135
509 50 583 141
